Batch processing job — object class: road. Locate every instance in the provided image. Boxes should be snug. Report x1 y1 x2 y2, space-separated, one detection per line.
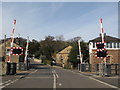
1 64 119 90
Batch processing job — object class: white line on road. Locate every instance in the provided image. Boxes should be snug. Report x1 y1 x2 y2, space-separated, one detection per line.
0 80 12 86
29 69 38 75
53 70 59 78
52 71 56 90
25 77 53 79
88 77 119 89
0 78 19 89
69 70 119 89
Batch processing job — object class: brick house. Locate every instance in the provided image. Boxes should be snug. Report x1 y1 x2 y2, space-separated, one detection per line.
89 35 120 71
55 46 72 67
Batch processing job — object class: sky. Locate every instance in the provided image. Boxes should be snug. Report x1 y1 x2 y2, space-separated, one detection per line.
1 2 118 42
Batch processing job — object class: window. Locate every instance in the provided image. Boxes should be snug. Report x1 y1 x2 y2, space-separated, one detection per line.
117 42 120 48
106 42 109 48
110 42 112 48
114 42 116 48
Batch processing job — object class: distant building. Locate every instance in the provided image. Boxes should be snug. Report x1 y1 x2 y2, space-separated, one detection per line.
89 35 120 71
55 46 72 67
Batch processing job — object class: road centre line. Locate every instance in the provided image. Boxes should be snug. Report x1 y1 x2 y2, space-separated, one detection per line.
53 70 59 78
52 71 56 90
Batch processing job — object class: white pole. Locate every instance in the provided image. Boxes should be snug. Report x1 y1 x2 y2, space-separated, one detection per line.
78 39 82 64
8 19 16 63
24 36 29 64
100 18 104 43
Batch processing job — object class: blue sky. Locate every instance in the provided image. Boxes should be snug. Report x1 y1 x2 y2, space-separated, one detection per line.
1 2 118 41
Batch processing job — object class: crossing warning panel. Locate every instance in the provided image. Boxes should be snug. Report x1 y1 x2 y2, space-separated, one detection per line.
10 47 24 55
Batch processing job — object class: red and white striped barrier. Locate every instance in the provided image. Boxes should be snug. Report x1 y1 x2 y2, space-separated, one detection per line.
8 19 16 62
78 40 83 64
24 36 29 64
100 18 104 43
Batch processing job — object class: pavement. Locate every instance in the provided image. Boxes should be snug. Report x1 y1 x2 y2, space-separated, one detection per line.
0 64 119 90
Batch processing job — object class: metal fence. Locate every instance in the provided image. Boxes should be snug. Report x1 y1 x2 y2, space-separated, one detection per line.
95 64 120 76
79 64 91 72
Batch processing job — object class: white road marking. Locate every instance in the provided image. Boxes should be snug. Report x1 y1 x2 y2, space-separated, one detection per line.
69 70 119 89
29 70 38 75
52 71 56 90
58 83 62 86
0 80 12 86
25 77 53 79
53 70 59 78
88 77 119 89
0 78 19 88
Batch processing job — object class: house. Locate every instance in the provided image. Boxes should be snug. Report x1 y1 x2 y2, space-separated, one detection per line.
0 38 23 75
55 46 72 67
89 35 120 71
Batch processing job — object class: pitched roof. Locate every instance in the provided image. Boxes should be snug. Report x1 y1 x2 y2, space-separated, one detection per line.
89 35 120 42
56 45 72 54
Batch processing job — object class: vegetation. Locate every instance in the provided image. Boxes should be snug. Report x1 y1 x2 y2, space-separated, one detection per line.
6 35 89 66
68 40 89 67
